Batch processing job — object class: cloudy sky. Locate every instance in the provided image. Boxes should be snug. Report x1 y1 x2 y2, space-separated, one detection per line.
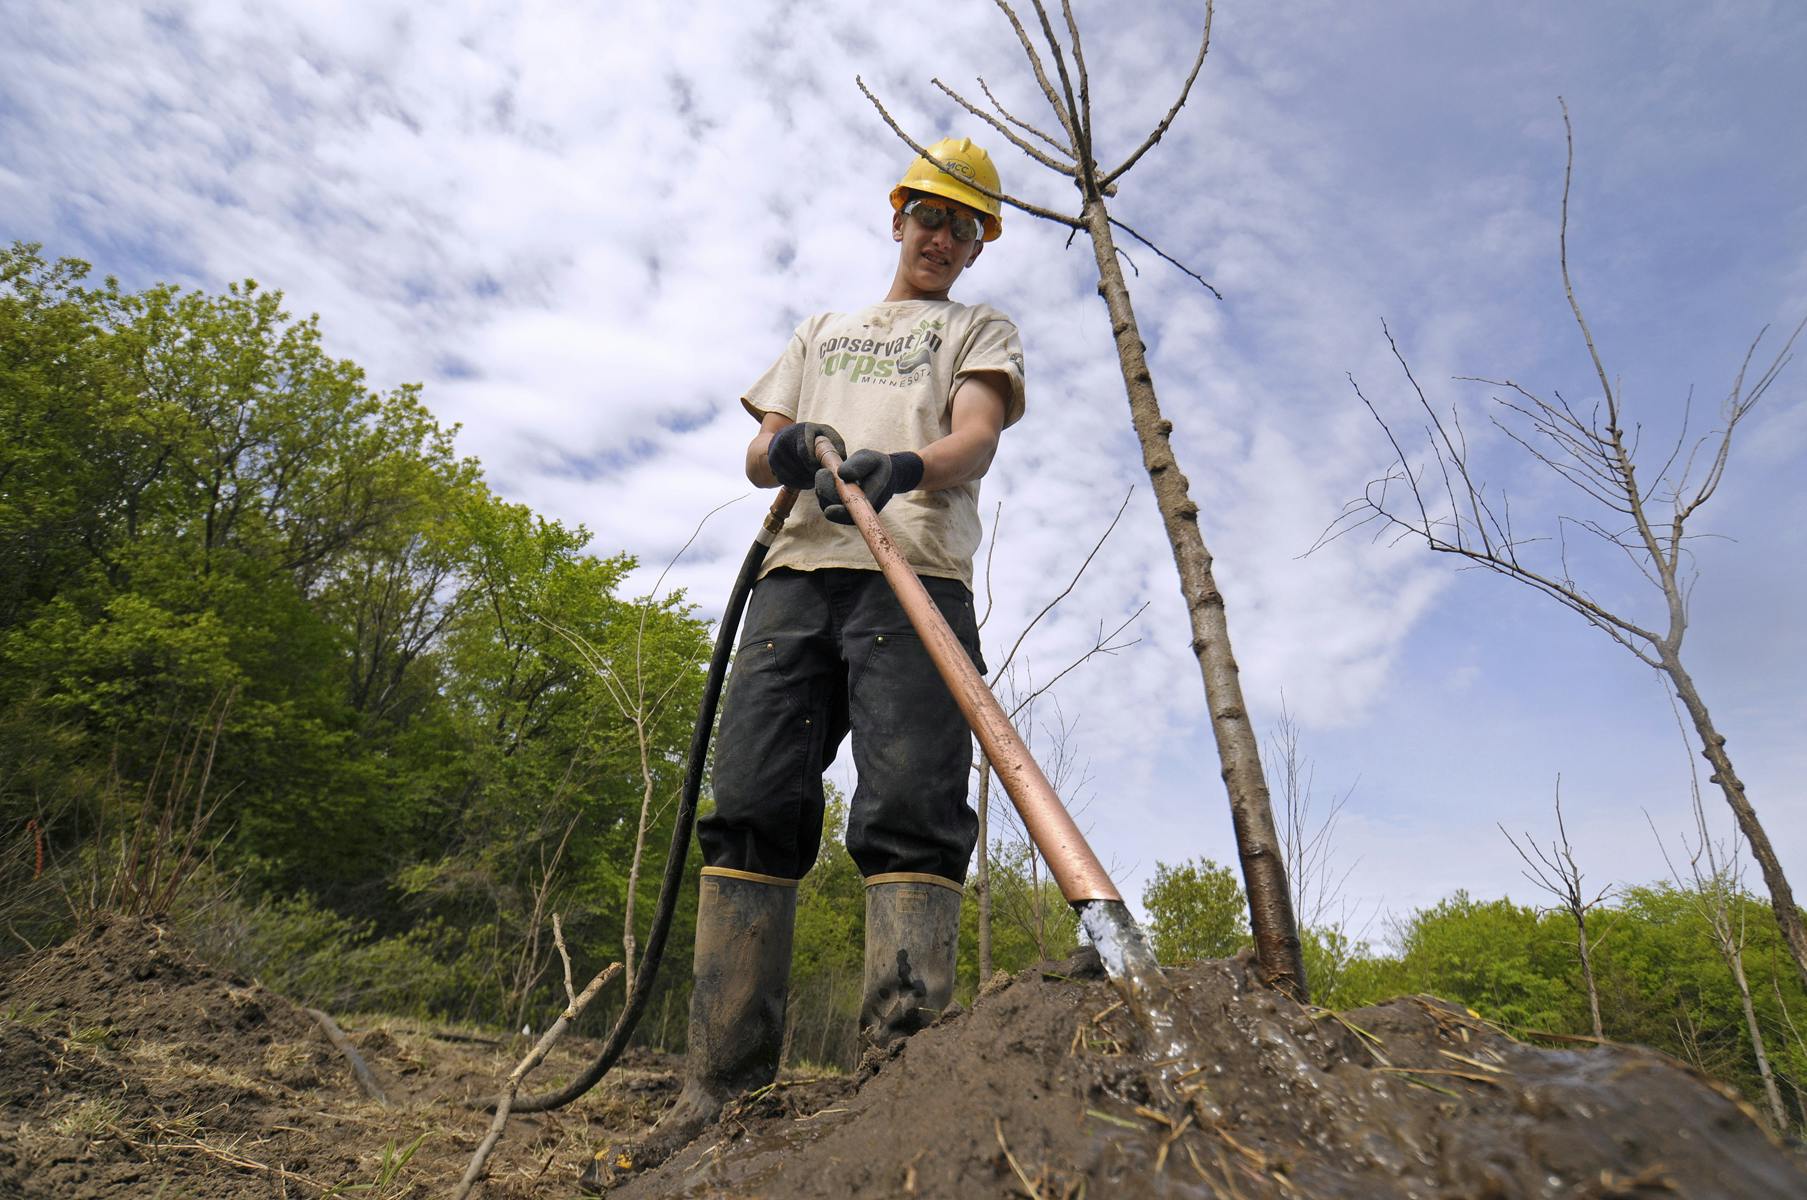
6 0 1804 942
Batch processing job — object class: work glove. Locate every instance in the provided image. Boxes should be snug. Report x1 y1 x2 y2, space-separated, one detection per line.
818 449 925 525
766 421 846 491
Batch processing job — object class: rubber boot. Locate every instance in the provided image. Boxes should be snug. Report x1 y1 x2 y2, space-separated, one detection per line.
860 873 963 1050
581 868 796 1192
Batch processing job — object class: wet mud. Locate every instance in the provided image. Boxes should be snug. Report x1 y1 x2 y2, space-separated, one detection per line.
617 948 1807 1199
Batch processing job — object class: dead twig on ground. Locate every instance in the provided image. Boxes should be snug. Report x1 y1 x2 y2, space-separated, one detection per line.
995 1116 1045 1199
303 1007 388 1106
109 1119 334 1192
452 914 621 1200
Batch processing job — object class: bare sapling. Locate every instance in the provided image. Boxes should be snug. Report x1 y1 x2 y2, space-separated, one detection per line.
1650 697 1789 1131
453 913 622 1200
860 0 1307 998
1501 782 1612 1039
537 497 736 995
1321 98 1807 990
1265 702 1367 1000
981 691 1092 963
506 811 580 1031
970 493 1143 978
1768 980 1807 1129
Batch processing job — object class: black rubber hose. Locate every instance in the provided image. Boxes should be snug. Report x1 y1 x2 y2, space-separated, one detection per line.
504 499 788 1113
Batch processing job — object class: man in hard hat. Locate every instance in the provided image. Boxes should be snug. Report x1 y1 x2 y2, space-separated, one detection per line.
585 137 1024 1190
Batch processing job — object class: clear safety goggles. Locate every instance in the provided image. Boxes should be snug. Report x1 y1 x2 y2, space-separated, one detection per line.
902 198 986 243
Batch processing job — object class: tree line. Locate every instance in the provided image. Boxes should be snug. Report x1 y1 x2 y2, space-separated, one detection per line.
1 243 708 1031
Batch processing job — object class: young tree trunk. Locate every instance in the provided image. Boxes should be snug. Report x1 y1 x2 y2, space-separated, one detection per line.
1725 935 1789 1130
622 717 656 997
1081 199 1306 1000
976 755 993 980
1030 849 1046 958
1664 652 1807 991
1573 911 1603 1039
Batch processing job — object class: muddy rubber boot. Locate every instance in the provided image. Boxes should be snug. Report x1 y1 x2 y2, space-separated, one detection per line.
860 873 963 1050
581 868 796 1193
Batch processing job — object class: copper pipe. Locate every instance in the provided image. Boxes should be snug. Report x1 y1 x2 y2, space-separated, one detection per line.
814 441 1122 904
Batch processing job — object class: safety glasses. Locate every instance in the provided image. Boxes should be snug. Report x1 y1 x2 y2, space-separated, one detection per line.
902 198 986 243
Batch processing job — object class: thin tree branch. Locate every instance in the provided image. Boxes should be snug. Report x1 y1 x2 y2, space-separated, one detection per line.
1060 0 1094 180
1108 216 1223 299
932 78 1078 175
454 937 622 1200
988 488 1134 683
979 500 1002 630
1557 98 1618 442
988 0 1078 143
857 77 1085 229
1025 0 1092 191
1005 605 1147 722
1383 322 1496 556
1678 319 1804 527
980 76 1071 157
1101 1 1214 186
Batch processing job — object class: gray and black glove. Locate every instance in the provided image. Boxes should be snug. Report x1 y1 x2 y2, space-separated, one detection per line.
818 449 925 525
766 421 847 491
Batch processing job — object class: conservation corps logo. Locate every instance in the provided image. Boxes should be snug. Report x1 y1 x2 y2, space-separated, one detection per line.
818 317 944 387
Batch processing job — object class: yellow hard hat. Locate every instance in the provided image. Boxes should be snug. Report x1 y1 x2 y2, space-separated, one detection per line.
890 137 1003 242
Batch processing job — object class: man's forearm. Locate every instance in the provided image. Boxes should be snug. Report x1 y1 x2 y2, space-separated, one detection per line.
746 436 780 486
916 372 1008 490
915 426 999 491
746 413 789 487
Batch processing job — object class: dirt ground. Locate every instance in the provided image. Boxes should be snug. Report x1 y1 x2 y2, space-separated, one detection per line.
0 917 661 1197
5 919 1806 1198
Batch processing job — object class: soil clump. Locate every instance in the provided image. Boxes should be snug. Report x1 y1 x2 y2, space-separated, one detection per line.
615 949 1807 1199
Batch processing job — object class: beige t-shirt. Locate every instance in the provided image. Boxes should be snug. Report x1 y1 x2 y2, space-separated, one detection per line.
742 299 1027 588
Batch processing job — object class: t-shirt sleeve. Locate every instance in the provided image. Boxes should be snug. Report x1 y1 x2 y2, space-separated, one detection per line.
741 324 810 422
955 313 1027 429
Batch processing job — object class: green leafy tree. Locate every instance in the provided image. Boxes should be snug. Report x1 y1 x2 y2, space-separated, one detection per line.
0 244 714 1033
1143 857 1251 965
1 245 478 898
1389 892 1583 1031
1595 884 1807 1111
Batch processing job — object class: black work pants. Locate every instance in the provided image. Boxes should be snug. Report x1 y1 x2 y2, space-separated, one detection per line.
700 567 985 883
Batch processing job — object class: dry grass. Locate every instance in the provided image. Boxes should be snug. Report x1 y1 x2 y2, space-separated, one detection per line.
52 1096 125 1137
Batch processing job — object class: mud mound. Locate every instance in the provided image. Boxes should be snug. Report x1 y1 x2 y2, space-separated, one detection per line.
617 950 1807 1199
0 918 360 1197
3 916 323 1063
